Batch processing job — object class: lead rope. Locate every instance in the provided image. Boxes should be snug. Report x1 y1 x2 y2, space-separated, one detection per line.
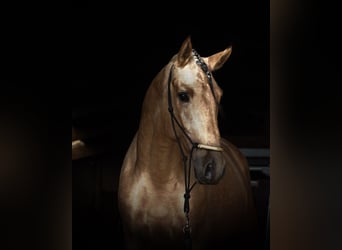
171 114 197 250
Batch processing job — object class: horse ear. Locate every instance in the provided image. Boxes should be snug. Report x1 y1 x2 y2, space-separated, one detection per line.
207 46 232 71
176 36 193 67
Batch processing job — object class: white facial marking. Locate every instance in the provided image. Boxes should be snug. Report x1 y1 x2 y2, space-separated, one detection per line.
176 66 219 144
177 64 198 86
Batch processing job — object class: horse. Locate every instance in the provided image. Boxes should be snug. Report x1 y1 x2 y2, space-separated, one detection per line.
118 36 258 250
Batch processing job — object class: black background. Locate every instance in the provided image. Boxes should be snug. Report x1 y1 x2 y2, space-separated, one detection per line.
71 1 270 151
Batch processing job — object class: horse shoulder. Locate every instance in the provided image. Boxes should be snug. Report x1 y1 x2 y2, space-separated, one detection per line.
118 134 138 213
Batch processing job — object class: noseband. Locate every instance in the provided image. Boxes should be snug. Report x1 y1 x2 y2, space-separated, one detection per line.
167 49 223 249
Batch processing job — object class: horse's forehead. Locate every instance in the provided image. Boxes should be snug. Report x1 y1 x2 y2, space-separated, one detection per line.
175 64 202 86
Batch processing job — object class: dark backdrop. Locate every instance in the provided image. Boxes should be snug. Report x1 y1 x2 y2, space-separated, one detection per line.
72 1 269 151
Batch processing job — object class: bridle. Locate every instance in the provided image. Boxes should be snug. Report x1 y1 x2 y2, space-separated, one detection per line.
167 49 223 249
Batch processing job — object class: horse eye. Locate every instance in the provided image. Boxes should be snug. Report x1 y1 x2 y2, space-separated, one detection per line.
178 92 190 102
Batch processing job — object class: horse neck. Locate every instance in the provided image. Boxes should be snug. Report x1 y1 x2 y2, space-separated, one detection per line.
136 66 183 182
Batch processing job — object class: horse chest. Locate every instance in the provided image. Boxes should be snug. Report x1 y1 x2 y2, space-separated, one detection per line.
126 176 185 232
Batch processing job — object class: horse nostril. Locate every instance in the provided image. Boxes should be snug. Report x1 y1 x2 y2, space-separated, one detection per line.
204 162 214 180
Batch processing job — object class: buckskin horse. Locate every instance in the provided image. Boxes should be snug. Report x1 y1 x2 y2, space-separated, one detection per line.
118 36 258 250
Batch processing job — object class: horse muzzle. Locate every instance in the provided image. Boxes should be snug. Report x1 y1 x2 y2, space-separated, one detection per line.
193 149 226 185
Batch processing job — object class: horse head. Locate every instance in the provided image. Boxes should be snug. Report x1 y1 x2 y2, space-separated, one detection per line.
167 36 232 185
